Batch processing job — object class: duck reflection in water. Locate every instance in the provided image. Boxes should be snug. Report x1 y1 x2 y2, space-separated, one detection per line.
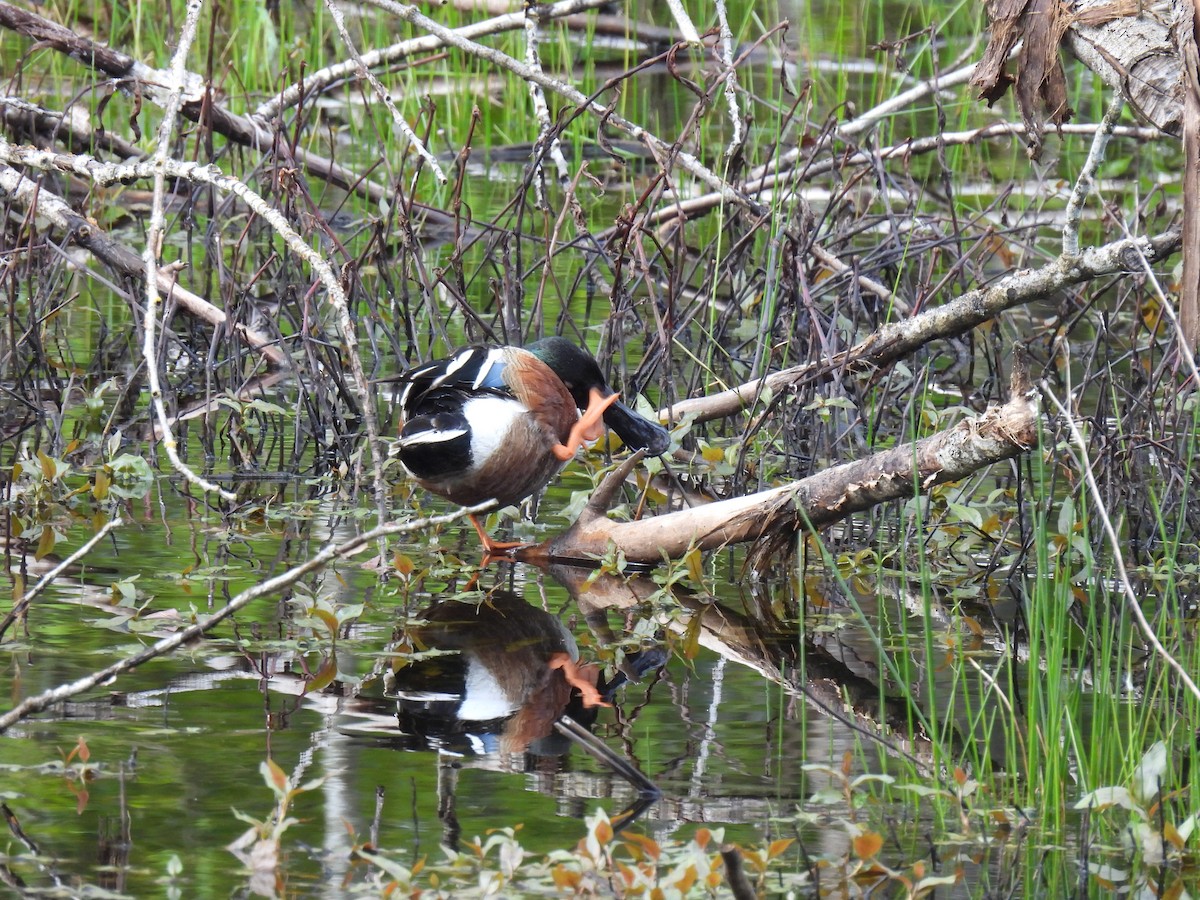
386 589 664 757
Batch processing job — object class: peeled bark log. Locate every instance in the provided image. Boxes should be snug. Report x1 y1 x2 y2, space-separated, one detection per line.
544 388 1039 564
1067 0 1182 134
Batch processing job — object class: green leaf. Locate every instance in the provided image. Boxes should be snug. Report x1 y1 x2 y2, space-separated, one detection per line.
948 502 983 530
106 454 155 500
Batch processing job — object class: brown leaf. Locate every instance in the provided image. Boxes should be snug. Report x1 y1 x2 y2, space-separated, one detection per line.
852 831 884 859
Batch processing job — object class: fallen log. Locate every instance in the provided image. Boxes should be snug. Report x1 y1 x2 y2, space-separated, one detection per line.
542 380 1039 565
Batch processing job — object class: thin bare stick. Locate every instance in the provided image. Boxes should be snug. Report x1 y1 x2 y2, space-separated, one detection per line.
140 0 234 502
614 120 1163 237
1116 220 1200 383
0 503 495 734
375 0 751 210
714 0 744 154
0 516 124 641
1063 95 1124 256
663 0 702 45
664 228 1181 424
0 140 393 530
0 160 288 368
1041 380 1200 706
253 0 612 122
322 0 446 182
524 0 570 194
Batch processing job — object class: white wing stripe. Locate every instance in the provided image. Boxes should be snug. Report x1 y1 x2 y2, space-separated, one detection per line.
398 427 469 446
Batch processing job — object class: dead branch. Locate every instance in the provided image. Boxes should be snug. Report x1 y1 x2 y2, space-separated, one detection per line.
548 388 1038 564
663 228 1181 425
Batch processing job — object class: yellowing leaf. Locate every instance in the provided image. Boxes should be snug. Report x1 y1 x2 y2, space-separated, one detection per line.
684 548 703 583
675 863 698 892
552 866 581 889
621 831 661 861
393 553 414 576
1164 821 1185 849
305 657 337 694
852 831 883 860
681 612 702 661
35 527 55 561
593 817 613 845
93 469 110 501
38 450 55 481
262 757 288 793
311 608 339 636
767 838 794 859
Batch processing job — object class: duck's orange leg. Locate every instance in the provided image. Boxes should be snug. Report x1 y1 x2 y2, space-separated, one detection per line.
553 388 620 462
469 514 532 562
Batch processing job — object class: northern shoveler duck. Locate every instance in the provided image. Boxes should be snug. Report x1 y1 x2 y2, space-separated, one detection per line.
390 337 670 553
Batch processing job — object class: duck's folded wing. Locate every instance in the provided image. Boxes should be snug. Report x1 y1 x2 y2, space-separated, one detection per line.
396 346 509 408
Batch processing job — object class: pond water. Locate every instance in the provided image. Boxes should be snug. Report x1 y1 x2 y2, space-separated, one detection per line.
0 463 1089 896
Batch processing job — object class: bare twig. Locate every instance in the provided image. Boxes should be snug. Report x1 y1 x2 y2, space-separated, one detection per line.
253 0 613 122
523 0 570 196
1063 95 1124 256
0 160 288 368
322 0 446 182
714 0 744 155
663 0 702 45
0 141 393 529
0 516 124 642
374 0 753 211
1120 223 1200 381
665 228 1182 424
140 0 233 502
